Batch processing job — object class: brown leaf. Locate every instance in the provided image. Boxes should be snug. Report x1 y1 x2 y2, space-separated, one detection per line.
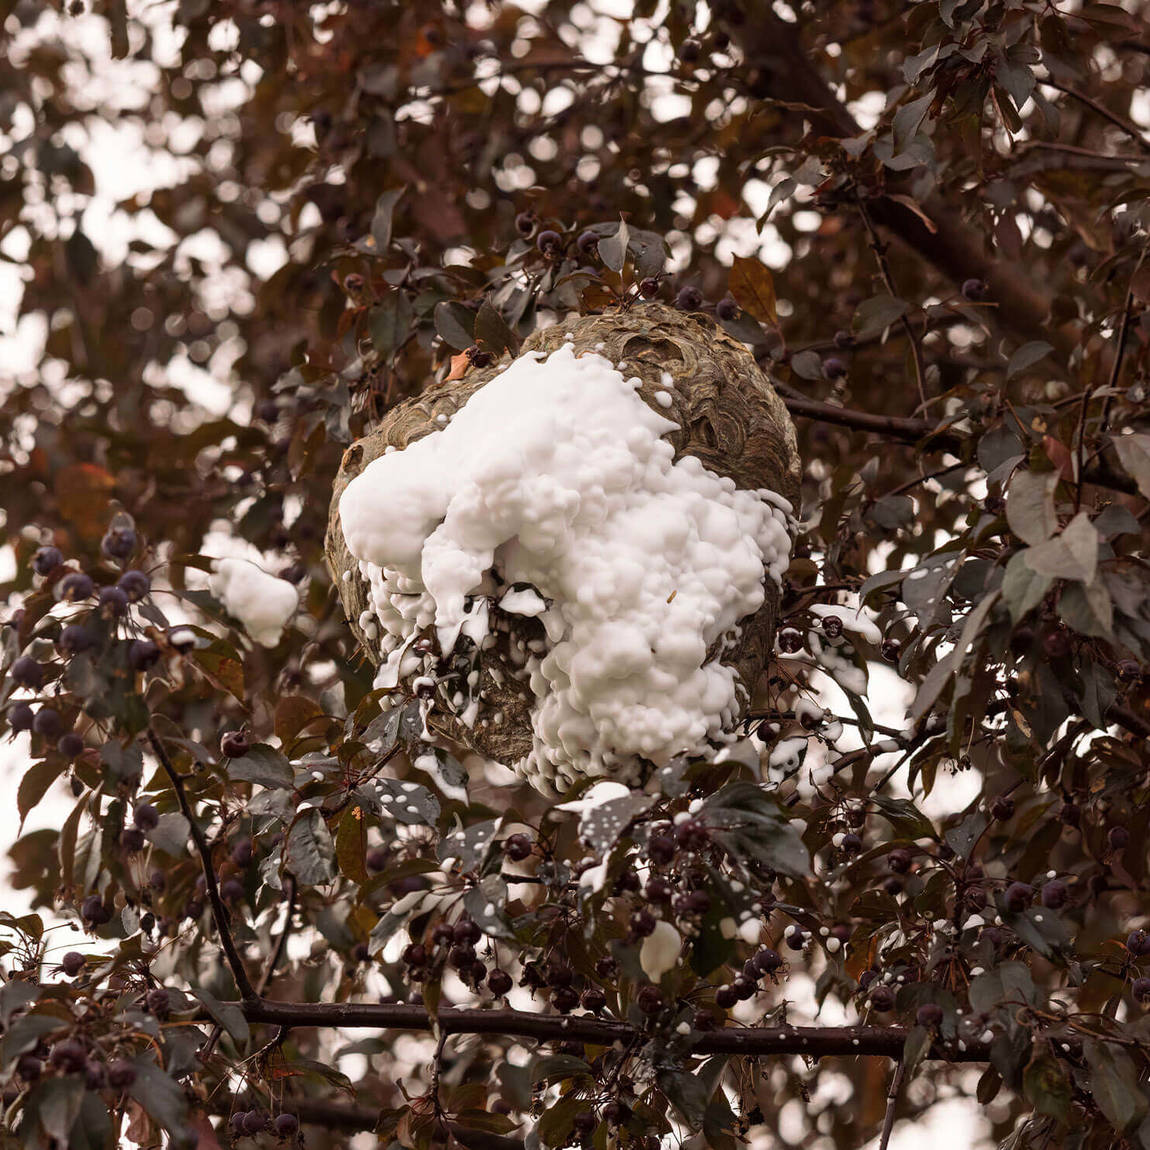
54 463 116 540
729 256 778 325
446 351 471 381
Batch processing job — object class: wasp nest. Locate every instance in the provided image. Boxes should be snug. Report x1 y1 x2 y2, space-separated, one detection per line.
326 303 800 795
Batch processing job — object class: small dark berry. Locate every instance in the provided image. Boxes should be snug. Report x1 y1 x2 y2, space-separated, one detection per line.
678 37 701 62
32 547 63 575
547 964 574 988
148 869 166 891
858 969 877 991
133 802 159 831
121 827 145 853
101 526 137 560
595 956 619 980
9 702 35 733
488 969 513 996
572 1110 597 1136
366 846 388 872
639 277 660 299
504 833 532 861
219 878 245 903
581 987 607 1011
98 586 129 617
61 951 86 977
1128 929 1150 957
145 987 171 1018
1110 826 1131 851
402 943 428 967
273 1113 299 1138
51 1039 88 1072
128 639 160 671
648 833 676 864
840 832 863 854
536 229 563 256
961 278 986 301
869 985 896 1012
58 625 94 656
631 908 657 937
916 1003 944 1028
833 330 856 349
646 876 673 903
990 795 1015 822
17 1054 42 1080
1004 881 1032 913
219 730 250 759
1116 659 1141 683
821 614 843 639
785 927 806 952
732 976 757 1001
449 945 476 969
10 656 43 689
888 849 912 874
33 708 63 739
551 986 580 1013
674 818 709 851
716 296 739 321
636 985 664 1014
1042 629 1071 659
675 285 703 311
60 572 94 601
822 356 847 381
352 942 370 962
754 948 782 975
515 212 535 237
453 919 482 946
116 571 150 601
1041 880 1068 909
85 1059 106 1090
243 1109 268 1135
614 869 641 895
880 639 901 663
883 876 903 896
715 984 739 1009
231 838 253 867
1133 977 1150 1004
576 230 599 256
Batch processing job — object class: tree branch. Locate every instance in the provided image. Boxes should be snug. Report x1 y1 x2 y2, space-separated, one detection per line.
235 999 991 1061
728 11 1060 357
147 728 258 1002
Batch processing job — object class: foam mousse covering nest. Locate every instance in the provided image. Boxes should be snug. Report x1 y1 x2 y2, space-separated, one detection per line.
326 303 800 793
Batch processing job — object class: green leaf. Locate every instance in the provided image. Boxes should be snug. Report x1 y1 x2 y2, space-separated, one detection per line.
1112 432 1150 499
191 987 250 1045
1006 340 1053 379
1024 511 1099 584
597 217 630 274
226 744 293 790
1006 469 1058 545
285 808 337 886
1084 1040 1148 1133
370 186 405 251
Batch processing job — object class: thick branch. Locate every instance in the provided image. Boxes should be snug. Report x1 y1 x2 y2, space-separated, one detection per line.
148 728 258 1002
728 12 1060 356
238 999 990 1061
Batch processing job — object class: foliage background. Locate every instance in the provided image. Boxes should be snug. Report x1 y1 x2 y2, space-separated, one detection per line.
0 0 1149 1148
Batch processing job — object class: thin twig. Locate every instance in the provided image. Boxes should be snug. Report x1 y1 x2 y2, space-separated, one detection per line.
1040 79 1150 152
878 1059 907 1150
1100 247 1147 432
147 727 258 1002
858 201 928 410
256 873 297 996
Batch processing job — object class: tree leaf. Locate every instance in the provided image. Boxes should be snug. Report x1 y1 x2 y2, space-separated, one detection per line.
191 987 250 1046
226 744 294 790
1006 341 1053 379
728 256 777 324
18 759 65 832
370 186 406 251
474 300 521 357
145 812 190 857
31 1076 85 1145
1006 469 1058 545
336 805 368 884
1112 432 1150 499
597 217 630 274
285 808 337 886
369 291 413 359
1024 511 1099 584
434 300 477 350
1002 551 1052 622
853 295 909 340
1084 1040 1148 1134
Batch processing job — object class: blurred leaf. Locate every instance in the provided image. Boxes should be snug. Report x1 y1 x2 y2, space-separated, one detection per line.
728 256 777 324
598 217 630 274
191 987 250 1045
370 187 406 251
1112 433 1150 499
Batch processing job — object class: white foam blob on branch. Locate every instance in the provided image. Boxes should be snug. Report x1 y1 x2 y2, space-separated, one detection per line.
339 344 793 792
209 557 298 647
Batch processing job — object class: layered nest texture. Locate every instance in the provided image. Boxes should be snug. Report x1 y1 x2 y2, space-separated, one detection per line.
326 303 800 794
